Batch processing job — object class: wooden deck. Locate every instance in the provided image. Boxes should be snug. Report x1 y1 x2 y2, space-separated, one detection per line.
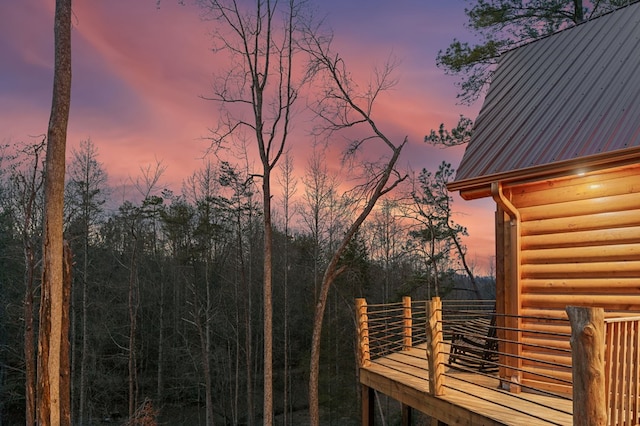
357 298 640 425
360 344 573 426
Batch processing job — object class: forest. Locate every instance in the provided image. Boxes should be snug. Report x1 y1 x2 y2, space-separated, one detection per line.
0 137 493 424
6 0 634 423
0 0 514 423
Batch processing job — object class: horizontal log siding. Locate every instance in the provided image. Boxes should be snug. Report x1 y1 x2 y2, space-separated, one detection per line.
506 164 640 394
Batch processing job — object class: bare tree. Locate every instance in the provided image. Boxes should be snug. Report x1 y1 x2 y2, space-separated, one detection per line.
183 161 225 425
6 141 46 426
300 30 408 426
38 0 72 424
126 163 165 421
65 139 108 424
216 160 258 424
298 147 341 302
197 0 309 422
407 162 480 299
365 199 407 303
276 151 297 424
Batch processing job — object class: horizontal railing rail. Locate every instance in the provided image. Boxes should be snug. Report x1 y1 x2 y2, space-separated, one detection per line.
357 297 428 362
441 301 574 422
446 310 573 393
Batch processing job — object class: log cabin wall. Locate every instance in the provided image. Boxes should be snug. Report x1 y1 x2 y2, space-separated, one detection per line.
498 163 640 395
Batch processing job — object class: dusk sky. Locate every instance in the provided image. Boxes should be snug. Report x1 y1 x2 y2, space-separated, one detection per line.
0 0 496 272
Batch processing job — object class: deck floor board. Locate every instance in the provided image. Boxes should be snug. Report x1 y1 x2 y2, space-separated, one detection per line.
361 344 573 425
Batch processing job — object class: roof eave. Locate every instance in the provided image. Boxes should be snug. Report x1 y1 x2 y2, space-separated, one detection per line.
448 146 640 200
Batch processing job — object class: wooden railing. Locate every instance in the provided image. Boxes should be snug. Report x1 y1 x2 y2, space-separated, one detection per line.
568 308 640 425
356 296 427 366
604 316 640 425
356 297 640 425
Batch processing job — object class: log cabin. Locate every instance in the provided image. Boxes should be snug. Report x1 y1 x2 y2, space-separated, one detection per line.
447 0 640 400
357 3 640 425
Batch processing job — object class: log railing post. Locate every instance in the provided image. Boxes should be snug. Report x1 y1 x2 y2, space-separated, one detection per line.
426 297 444 396
356 298 370 367
567 306 607 426
403 296 412 351
604 316 640 426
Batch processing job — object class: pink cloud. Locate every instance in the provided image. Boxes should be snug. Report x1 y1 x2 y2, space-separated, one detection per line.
1 0 495 274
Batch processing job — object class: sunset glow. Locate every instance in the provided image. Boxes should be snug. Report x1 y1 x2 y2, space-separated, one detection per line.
0 0 495 272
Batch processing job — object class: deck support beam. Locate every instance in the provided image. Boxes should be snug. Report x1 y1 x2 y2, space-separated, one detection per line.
401 404 411 426
362 384 374 426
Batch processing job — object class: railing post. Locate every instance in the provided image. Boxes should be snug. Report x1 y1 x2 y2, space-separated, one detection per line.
426 297 444 396
566 306 607 426
356 298 370 367
403 296 412 351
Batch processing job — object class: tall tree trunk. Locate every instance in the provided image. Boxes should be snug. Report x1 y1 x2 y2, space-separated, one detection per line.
127 243 138 420
279 154 293 426
574 0 584 22
192 284 215 425
308 141 405 426
61 242 72 425
238 203 253 425
156 273 165 405
244 289 253 425
283 246 290 426
37 0 72 424
69 263 76 423
21 142 44 426
79 206 89 424
24 249 36 426
233 278 240 425
451 233 481 299
262 168 273 425
431 242 440 298
202 261 215 425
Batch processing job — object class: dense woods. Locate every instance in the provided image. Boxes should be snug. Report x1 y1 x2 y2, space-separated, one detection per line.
0 1 501 424
0 138 493 424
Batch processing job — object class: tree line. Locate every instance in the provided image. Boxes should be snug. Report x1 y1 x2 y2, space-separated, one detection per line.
4 0 539 422
0 137 491 424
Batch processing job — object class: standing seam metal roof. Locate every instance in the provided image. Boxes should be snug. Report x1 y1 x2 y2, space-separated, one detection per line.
452 1 640 187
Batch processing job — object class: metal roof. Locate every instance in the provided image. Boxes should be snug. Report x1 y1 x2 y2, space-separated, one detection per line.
451 1 640 194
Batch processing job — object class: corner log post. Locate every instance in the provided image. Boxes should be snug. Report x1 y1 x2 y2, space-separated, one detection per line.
401 296 413 425
427 297 445 396
403 296 412 351
356 298 374 426
356 298 370 368
566 306 607 426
